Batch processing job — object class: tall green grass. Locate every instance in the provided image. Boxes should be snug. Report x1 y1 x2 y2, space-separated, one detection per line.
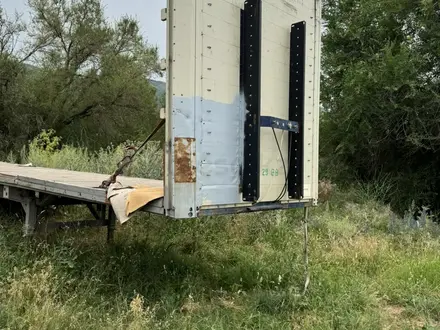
17 135 163 180
0 139 439 329
1 195 440 329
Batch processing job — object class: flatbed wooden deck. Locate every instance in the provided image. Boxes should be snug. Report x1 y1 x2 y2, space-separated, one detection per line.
0 162 163 204
0 161 165 238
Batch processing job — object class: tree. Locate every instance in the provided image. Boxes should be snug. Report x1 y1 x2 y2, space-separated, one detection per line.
320 0 440 215
28 0 161 148
0 6 44 154
0 0 161 155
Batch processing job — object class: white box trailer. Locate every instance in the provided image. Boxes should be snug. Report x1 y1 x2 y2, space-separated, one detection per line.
0 0 322 238
164 0 322 218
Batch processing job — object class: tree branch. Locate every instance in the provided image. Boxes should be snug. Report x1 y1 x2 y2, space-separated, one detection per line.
62 103 99 126
60 87 125 130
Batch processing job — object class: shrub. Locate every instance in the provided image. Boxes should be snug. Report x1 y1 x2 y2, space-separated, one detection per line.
23 131 163 180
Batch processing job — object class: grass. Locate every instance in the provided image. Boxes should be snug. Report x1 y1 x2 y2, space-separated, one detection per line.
0 141 439 329
12 134 163 180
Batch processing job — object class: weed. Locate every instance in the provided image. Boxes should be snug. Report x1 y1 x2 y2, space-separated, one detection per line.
0 142 439 329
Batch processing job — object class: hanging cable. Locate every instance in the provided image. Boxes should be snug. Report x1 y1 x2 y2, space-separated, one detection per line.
272 128 286 201
271 127 294 203
272 127 309 295
302 206 310 295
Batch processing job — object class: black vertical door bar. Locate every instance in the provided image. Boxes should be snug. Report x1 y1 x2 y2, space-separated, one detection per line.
288 21 306 199
240 0 262 202
239 8 245 194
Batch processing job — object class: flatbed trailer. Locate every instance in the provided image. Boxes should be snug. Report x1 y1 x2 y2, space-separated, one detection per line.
0 161 164 238
0 160 308 239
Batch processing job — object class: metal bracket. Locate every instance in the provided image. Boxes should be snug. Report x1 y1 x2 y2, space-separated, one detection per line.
240 0 262 202
0 185 37 236
21 199 37 237
288 21 306 200
260 116 299 133
3 186 9 199
161 8 167 21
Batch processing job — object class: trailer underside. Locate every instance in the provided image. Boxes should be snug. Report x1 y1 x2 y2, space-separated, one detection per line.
0 161 310 240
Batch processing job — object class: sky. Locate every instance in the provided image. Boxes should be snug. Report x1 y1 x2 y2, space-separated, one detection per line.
0 0 167 58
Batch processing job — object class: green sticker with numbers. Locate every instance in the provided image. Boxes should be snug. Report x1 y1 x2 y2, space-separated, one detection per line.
262 168 279 176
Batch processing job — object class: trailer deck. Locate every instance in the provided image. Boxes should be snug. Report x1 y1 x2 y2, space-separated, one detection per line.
0 162 163 203
0 161 164 238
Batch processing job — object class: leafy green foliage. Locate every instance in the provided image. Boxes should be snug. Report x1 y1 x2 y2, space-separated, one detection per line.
320 0 440 215
0 0 162 157
30 129 62 153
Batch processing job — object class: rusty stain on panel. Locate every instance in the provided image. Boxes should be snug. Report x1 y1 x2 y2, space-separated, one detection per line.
174 137 196 183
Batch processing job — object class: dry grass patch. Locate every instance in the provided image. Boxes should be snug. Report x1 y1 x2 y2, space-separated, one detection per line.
380 303 436 330
326 235 390 260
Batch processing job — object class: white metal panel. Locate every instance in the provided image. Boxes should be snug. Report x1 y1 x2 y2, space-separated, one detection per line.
165 0 198 218
198 0 243 207
166 0 321 217
312 0 322 202
259 0 318 201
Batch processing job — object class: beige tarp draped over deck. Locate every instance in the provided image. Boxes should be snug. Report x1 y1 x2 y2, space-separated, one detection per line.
107 182 164 223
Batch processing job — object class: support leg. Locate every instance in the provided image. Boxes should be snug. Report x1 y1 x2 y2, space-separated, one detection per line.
21 199 38 237
302 206 310 295
107 207 116 243
99 205 106 222
87 203 101 220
